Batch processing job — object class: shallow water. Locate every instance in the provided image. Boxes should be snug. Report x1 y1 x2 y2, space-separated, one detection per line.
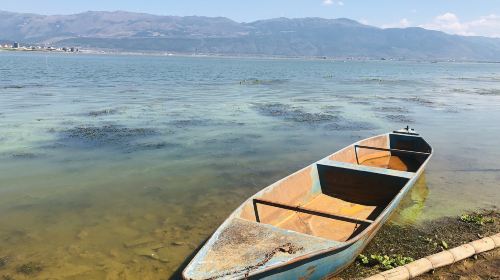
0 52 499 279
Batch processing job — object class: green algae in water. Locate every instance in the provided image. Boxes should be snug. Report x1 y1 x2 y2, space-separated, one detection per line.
389 175 429 226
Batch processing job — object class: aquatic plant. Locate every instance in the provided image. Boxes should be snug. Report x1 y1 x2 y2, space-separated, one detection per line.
383 114 414 124
460 214 494 225
0 257 7 268
252 103 339 124
357 254 414 270
373 106 410 114
59 125 158 148
239 79 287 85
16 262 43 275
88 108 119 117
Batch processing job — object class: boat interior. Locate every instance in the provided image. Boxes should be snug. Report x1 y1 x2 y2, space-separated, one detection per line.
238 133 432 242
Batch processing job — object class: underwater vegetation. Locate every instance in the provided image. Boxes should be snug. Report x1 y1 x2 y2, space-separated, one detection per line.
87 108 120 117
239 79 288 85
58 125 158 148
252 103 339 124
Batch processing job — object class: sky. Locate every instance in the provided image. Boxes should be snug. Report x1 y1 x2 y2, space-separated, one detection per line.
2 0 500 37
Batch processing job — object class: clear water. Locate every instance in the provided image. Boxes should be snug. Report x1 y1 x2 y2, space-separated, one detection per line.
0 52 499 279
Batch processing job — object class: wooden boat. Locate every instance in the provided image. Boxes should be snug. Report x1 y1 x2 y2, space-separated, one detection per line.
183 128 432 280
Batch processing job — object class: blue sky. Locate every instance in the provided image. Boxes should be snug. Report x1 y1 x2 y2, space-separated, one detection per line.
3 0 500 37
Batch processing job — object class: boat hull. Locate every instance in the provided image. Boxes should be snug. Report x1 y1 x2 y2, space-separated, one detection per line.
183 131 432 280
250 166 426 280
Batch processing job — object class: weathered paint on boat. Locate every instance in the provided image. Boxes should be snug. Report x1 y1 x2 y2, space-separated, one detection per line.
183 129 432 280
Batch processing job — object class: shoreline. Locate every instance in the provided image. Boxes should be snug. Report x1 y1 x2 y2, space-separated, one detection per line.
1 48 500 63
332 208 499 279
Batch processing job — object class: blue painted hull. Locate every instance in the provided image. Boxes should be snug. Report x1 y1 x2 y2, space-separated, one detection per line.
183 131 432 280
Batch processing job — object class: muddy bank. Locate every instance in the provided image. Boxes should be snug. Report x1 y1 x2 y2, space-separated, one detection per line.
332 209 499 279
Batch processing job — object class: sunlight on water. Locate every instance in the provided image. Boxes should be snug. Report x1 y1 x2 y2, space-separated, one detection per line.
0 52 499 279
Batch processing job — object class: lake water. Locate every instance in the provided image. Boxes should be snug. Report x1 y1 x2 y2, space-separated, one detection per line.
0 52 499 279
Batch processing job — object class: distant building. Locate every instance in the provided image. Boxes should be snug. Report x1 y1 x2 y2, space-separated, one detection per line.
13 42 19 48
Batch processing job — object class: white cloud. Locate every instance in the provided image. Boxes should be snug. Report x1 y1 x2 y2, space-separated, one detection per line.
381 18 411 28
436 12 458 22
420 13 500 37
322 0 344 6
359 19 369 25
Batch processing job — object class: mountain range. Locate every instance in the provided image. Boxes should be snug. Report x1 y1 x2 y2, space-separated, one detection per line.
1 10 500 60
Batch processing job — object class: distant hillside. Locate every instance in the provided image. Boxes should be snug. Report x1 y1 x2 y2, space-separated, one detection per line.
2 10 500 60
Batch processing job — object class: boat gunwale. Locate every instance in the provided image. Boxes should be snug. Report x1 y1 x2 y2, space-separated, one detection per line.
182 132 433 279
